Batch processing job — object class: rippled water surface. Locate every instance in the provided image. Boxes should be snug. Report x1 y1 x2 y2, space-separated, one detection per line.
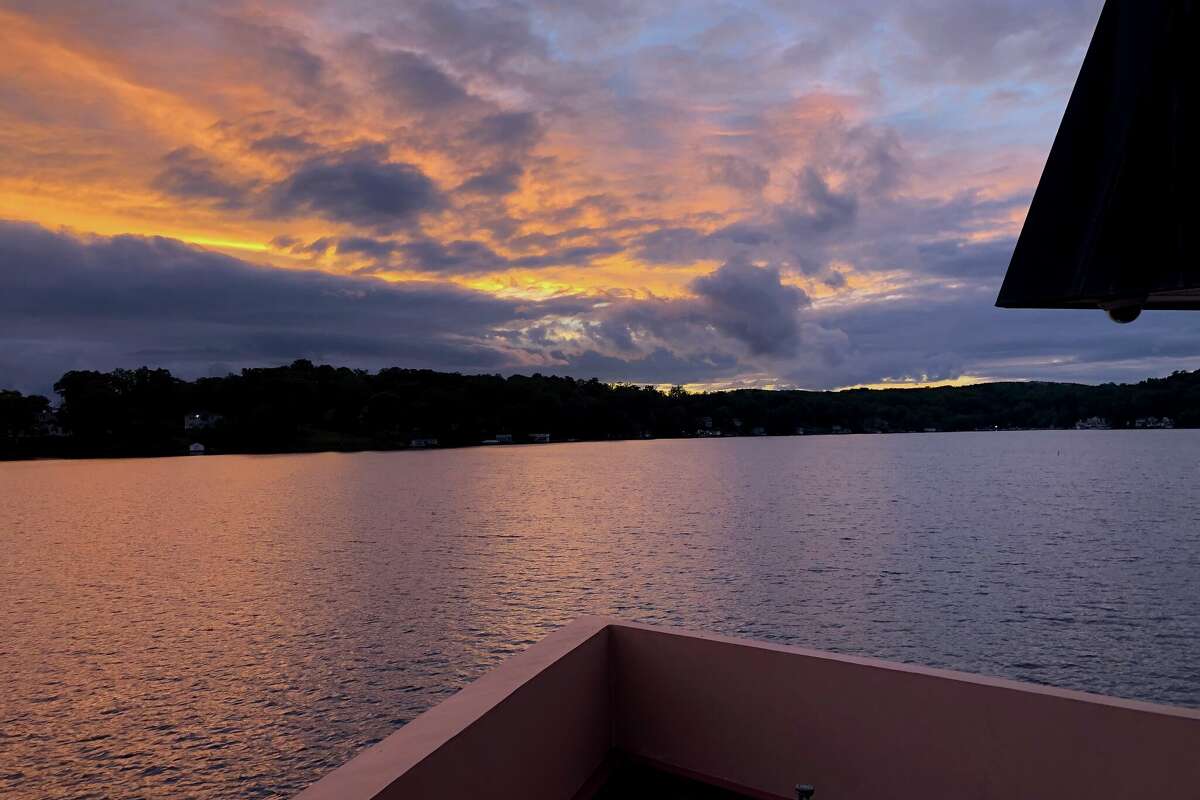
3 431 1200 798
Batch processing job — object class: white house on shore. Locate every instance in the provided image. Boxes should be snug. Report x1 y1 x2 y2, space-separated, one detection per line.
184 411 222 431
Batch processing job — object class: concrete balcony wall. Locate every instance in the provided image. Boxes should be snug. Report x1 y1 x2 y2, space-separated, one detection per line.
296 617 1200 800
295 619 611 800
611 621 1200 799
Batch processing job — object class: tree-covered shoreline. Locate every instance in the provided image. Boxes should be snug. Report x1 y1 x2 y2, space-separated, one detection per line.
2 361 1199 460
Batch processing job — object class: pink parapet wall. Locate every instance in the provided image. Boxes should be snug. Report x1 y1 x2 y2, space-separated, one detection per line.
295 617 1200 800
611 621 1200 798
293 620 611 800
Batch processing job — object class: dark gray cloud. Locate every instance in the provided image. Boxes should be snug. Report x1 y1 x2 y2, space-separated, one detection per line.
5 219 1200 398
335 236 399 259
281 233 622 275
629 185 1029 290
220 16 340 110
632 227 715 264
629 138 876 271
632 223 780 266
0 222 544 331
824 124 906 197
511 242 622 269
793 286 1200 388
779 168 858 236
703 154 770 193
917 237 1015 278
542 194 629 226
470 111 542 150
256 28 323 85
396 238 508 273
150 138 452 234
392 237 621 273
270 148 442 231
370 47 472 109
0 221 587 393
690 258 811 357
629 174 855 271
571 273 1200 391
352 33 545 180
458 162 524 196
152 147 255 208
384 0 549 77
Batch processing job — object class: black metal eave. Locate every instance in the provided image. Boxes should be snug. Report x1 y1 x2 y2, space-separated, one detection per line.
996 1 1197 311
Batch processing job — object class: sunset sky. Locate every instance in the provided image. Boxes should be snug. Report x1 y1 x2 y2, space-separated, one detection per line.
3 0 1196 395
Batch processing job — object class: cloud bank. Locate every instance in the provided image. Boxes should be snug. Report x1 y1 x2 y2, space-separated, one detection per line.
6 0 1199 395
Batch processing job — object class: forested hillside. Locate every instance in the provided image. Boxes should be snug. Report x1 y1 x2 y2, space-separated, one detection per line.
3 361 1199 458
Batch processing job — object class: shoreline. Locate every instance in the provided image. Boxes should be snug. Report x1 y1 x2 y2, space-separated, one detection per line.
3 425 1192 463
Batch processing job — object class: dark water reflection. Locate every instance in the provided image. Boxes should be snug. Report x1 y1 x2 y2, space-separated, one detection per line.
2 431 1199 798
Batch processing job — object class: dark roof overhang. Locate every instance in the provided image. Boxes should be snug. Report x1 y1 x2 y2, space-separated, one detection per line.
996 1 1198 321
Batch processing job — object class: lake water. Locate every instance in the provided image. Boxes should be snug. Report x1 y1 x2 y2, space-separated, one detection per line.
2 431 1199 798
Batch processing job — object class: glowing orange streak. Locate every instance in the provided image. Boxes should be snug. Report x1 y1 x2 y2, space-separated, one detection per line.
0 11 223 149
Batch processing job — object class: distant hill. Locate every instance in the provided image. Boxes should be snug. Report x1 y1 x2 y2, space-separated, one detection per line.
3 361 1199 459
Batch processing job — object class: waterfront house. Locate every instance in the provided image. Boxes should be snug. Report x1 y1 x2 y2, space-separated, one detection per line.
187 442 205 455
35 409 66 438
409 437 439 448
496 433 514 443
1074 416 1111 430
184 410 222 431
529 432 550 444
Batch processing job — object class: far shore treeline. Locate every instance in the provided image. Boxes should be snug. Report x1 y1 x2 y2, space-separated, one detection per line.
2 361 1200 459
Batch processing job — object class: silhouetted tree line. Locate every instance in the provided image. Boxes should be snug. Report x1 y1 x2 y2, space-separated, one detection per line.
2 360 1200 459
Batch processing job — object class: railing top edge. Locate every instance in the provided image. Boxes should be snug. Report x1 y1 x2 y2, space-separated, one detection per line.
607 619 1200 720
